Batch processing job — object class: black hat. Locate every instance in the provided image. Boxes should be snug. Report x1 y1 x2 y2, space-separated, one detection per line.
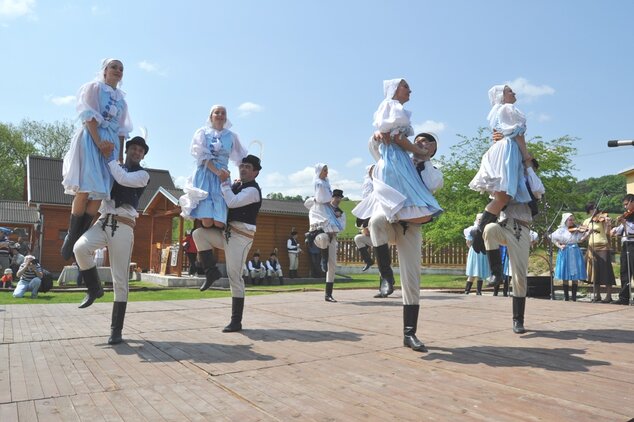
242 154 262 171
332 189 344 198
291 230 298 235
125 136 149 154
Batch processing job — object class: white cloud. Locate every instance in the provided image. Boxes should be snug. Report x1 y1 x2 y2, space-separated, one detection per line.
346 157 363 168
0 0 35 19
413 120 446 135
138 60 167 76
48 95 75 106
237 102 263 117
507 77 555 101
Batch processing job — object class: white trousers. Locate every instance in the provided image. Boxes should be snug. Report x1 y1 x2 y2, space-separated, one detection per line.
354 233 372 249
484 220 530 297
369 212 422 305
325 238 338 284
193 224 253 298
288 253 299 270
74 221 134 302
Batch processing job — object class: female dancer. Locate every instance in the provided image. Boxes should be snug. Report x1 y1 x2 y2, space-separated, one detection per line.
61 59 132 260
550 213 590 301
464 214 490 295
179 105 247 228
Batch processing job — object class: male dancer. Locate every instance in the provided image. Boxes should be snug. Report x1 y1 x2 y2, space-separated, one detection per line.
195 155 262 331
287 230 301 278
74 136 150 345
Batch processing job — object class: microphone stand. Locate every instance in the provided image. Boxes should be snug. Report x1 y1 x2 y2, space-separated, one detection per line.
545 200 566 300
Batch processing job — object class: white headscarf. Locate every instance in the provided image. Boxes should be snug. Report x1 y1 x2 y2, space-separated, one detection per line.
383 78 404 100
559 212 573 228
474 213 483 226
96 58 123 88
486 84 507 127
206 104 232 130
314 163 327 183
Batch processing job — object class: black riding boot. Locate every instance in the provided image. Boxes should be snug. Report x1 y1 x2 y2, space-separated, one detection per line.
476 279 483 295
512 297 526 334
359 246 374 272
464 280 473 294
503 276 510 297
108 301 127 345
493 283 500 296
403 305 427 352
198 249 222 291
572 283 578 302
325 282 337 302
471 211 498 254
486 248 504 288
374 244 395 298
78 266 104 308
563 282 570 301
61 213 84 261
320 247 329 273
223 297 244 332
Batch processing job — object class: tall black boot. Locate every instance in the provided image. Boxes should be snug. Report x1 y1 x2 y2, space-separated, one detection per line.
512 297 526 334
471 211 498 254
493 283 500 296
78 266 104 308
476 279 483 295
464 280 473 294
108 301 127 344
403 304 427 352
61 214 84 261
572 283 578 302
198 249 221 291
358 246 374 272
374 244 395 298
223 297 244 332
325 282 337 302
320 247 329 273
486 248 503 288
563 282 570 301
503 276 510 297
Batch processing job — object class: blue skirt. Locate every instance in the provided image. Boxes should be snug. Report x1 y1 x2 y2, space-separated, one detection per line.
188 165 228 223
554 244 587 281
465 247 490 278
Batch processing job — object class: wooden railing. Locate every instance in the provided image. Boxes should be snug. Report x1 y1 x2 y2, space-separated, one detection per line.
336 238 468 267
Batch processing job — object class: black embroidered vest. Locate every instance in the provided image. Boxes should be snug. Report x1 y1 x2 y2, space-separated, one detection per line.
227 180 262 225
110 163 148 210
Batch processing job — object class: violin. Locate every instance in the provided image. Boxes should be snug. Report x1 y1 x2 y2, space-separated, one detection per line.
590 211 609 223
617 209 634 223
567 225 596 234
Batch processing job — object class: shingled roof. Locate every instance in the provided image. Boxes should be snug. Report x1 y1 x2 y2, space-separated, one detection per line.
0 200 39 224
26 155 175 211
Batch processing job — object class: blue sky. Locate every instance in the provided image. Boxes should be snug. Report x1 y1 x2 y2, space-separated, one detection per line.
2 0 634 200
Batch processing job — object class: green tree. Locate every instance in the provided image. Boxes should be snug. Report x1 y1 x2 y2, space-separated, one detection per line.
572 174 626 213
19 118 75 159
423 128 580 246
0 123 37 200
266 192 304 201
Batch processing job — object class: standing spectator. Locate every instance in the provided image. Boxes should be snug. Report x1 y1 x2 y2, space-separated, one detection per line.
1 269 13 289
9 243 24 275
266 252 284 285
248 252 267 285
0 231 11 273
287 230 301 278
182 230 200 276
13 255 43 298
94 246 107 267
15 236 31 256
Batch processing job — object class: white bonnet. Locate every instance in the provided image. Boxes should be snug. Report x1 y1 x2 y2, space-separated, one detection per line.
207 104 232 129
383 78 405 100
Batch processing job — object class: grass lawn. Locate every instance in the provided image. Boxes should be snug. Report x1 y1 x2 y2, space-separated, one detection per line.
0 274 466 305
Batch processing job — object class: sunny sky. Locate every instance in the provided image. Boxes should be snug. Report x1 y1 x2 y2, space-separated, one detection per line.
2 0 634 200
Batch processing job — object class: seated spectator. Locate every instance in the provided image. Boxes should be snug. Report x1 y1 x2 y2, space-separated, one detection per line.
13 255 43 298
247 252 266 285
266 252 284 285
1 268 13 289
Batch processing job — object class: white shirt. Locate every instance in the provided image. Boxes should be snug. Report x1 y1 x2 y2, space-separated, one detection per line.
220 179 261 232
99 161 150 219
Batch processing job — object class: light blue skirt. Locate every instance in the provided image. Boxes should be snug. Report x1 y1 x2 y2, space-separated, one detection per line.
188 165 228 223
465 247 490 278
554 244 587 281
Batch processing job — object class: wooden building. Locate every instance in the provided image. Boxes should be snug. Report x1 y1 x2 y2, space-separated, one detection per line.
26 156 174 273
142 188 311 277
0 200 39 250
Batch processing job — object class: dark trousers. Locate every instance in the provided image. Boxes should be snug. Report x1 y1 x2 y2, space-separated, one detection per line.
186 252 199 275
619 242 634 300
309 252 323 278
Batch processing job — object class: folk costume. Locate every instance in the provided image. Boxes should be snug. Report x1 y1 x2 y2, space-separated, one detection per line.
550 213 589 301
464 215 491 295
179 106 247 224
74 137 150 345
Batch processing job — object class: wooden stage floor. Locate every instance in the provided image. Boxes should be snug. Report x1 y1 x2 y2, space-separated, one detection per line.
1 290 633 421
